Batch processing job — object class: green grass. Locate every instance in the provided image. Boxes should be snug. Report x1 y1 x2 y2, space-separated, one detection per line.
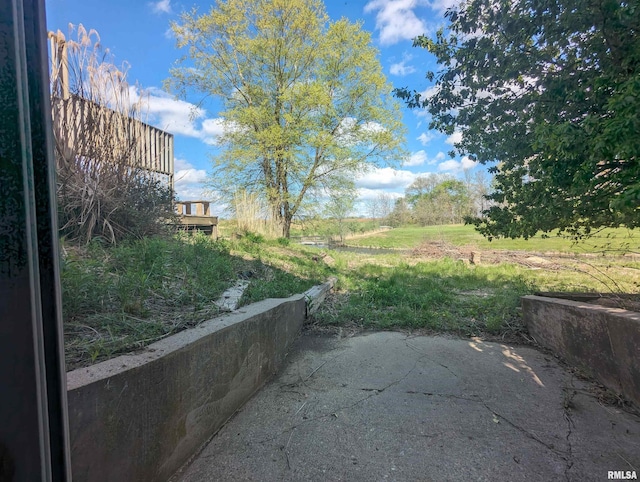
310 250 639 338
312 258 532 336
61 232 323 369
344 224 639 254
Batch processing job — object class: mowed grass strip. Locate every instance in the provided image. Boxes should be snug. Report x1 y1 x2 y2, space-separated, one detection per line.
344 224 639 254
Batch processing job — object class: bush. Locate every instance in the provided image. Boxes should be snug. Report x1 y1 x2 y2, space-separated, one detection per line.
58 170 177 243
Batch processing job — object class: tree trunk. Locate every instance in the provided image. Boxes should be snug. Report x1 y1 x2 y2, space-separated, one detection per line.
282 220 290 238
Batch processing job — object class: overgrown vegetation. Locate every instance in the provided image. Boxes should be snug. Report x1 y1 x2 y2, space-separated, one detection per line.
313 259 533 338
231 190 282 238
309 229 639 336
61 225 639 369
51 25 175 244
61 233 324 369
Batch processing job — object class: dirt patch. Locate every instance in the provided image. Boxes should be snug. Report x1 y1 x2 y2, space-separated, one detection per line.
411 240 572 271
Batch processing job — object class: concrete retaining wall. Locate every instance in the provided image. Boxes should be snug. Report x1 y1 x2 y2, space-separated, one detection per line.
66 294 309 482
522 295 640 406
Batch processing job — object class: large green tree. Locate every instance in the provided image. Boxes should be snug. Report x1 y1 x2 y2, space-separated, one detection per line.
396 0 640 239
168 0 405 237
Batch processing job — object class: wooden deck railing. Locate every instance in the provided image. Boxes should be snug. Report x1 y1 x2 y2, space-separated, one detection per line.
175 201 219 238
51 95 174 190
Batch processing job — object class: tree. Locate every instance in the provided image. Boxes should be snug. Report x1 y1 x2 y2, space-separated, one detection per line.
324 189 356 244
408 175 472 226
365 197 380 222
405 174 442 206
168 0 405 237
471 169 494 217
396 0 640 239
376 193 394 223
388 197 412 227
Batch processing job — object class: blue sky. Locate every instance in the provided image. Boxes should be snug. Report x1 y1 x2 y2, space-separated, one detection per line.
45 0 477 210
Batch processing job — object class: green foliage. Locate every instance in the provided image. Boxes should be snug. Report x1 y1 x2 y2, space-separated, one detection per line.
389 173 491 227
243 232 266 244
388 197 412 227
62 224 638 368
324 188 356 243
62 234 237 367
406 174 474 226
396 0 640 239
168 0 406 237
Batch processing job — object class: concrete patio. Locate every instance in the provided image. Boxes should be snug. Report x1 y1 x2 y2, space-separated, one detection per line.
173 331 640 481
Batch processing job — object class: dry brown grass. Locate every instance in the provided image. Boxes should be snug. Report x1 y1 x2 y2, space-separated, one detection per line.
232 190 282 238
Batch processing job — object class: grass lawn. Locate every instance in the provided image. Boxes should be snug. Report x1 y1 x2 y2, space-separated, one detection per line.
344 224 639 254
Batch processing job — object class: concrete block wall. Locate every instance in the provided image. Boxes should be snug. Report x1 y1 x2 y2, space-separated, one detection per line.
522 295 640 406
66 295 306 482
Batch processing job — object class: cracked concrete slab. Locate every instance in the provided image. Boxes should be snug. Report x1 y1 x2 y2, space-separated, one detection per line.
174 332 640 482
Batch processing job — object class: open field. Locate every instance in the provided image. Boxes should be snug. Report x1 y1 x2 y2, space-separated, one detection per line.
61 224 639 369
344 224 639 254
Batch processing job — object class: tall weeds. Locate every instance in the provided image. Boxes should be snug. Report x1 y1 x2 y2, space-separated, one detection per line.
50 25 175 244
232 190 281 238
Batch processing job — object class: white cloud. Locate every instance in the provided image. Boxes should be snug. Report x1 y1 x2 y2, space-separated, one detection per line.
134 87 204 137
174 158 207 185
200 118 227 145
132 87 227 145
445 130 462 145
427 0 464 15
438 159 460 171
419 85 438 101
355 166 421 190
438 155 478 172
389 54 417 76
403 150 427 167
150 0 171 14
173 158 208 201
361 121 386 134
461 156 478 170
364 0 429 46
435 151 446 160
357 188 404 201
175 168 207 185
417 132 434 146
